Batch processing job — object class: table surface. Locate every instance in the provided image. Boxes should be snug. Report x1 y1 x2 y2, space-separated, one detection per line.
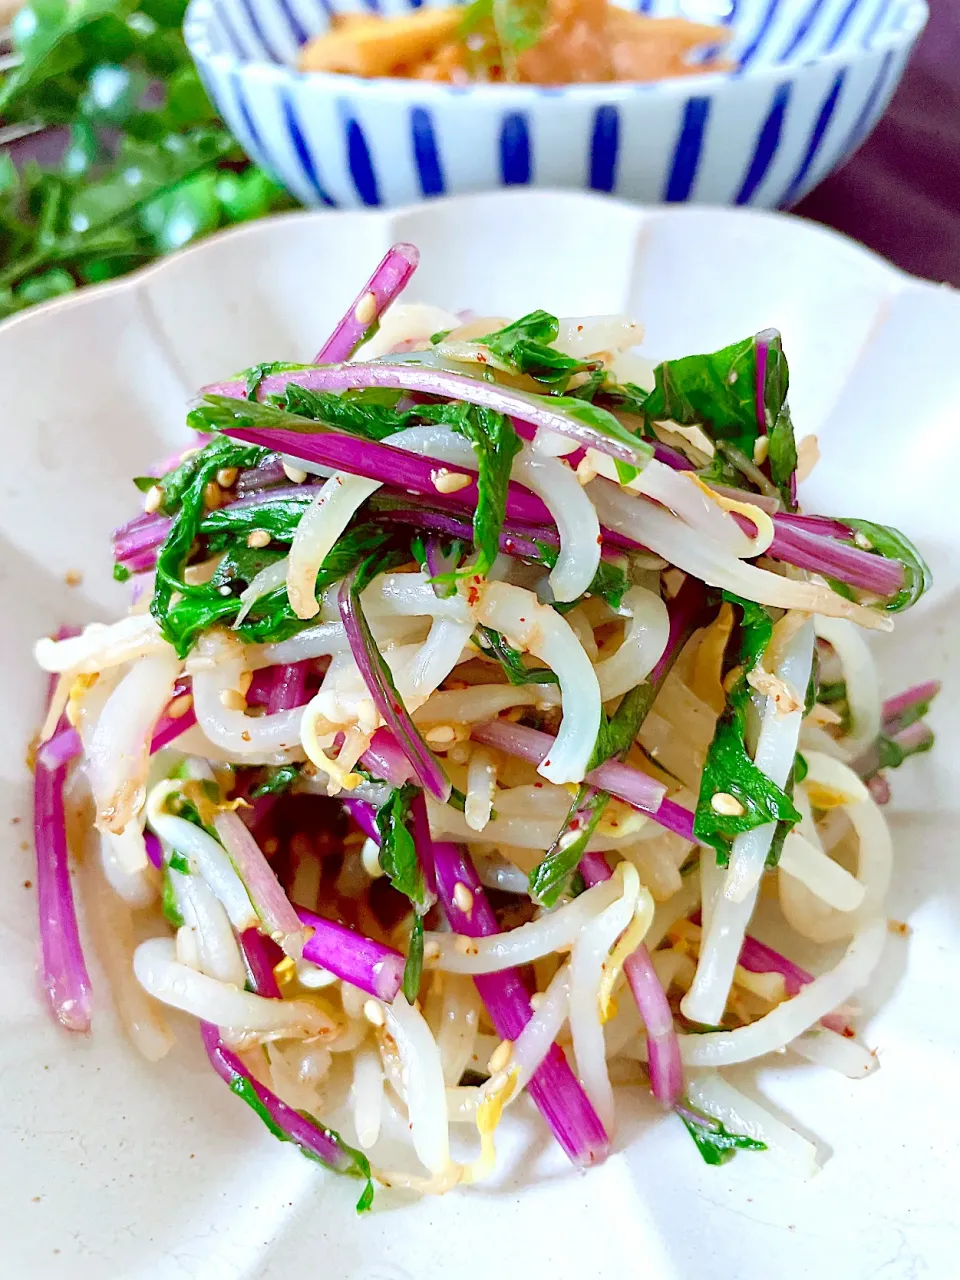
797 0 959 288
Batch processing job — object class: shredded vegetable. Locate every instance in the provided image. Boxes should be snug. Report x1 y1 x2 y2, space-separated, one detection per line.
30 248 937 1199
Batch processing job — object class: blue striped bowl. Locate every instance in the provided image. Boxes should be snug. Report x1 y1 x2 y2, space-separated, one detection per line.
184 0 927 210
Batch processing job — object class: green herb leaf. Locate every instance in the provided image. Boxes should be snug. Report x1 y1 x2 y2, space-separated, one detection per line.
528 783 610 908
228 1074 375 1212
693 595 799 864
839 518 932 613
431 402 520 579
478 310 592 389
767 402 798 507
642 334 790 465
403 914 424 1003
492 0 548 63
375 784 427 907
476 625 559 686
680 1104 766 1166
250 764 301 797
282 383 409 441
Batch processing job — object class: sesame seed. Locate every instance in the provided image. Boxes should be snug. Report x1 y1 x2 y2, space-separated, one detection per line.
530 992 545 1011
425 724 456 745
219 688 247 712
216 467 238 489
854 532 873 550
282 462 308 484
488 1039 513 1073
203 481 221 510
363 999 385 1028
710 791 745 817
354 291 378 326
247 528 271 549
431 468 472 495
752 435 769 465
576 456 598 486
452 882 474 914
218 585 233 596
144 485 163 514
167 693 193 720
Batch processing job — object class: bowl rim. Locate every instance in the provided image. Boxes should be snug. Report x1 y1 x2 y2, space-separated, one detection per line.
184 0 929 103
0 190 945 344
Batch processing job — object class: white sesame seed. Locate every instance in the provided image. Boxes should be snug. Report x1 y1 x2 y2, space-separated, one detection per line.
488 1039 513 1073
354 291 378 326
363 999 385 1028
453 882 474 915
282 462 308 484
854 531 873 550
576 455 598 487
203 481 221 510
216 466 239 488
431 468 472 495
166 693 193 720
425 724 456 745
752 435 769 465
360 837 384 878
246 528 271 549
710 791 745 817
529 992 545 1011
219 688 247 712
143 485 163 514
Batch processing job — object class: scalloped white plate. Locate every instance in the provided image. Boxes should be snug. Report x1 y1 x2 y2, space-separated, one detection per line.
2 192 958 1280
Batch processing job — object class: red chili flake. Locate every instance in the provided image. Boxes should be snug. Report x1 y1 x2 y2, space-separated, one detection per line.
467 585 480 606
596 535 602 545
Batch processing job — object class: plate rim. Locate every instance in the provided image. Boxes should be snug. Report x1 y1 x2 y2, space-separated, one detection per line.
0 190 953 348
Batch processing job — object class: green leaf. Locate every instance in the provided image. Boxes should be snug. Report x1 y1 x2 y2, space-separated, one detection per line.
528 783 609 907
161 865 184 926
250 764 301 797
839 518 932 613
642 334 790 465
403 914 424 1003
374 784 427 907
767 402 797 507
492 0 548 62
478 309 593 389
680 1105 766 1166
282 382 408 441
441 403 521 579
15 266 75 304
140 168 222 252
476 625 559 686
228 1075 375 1212
200 491 313 544
693 596 799 864
588 681 657 774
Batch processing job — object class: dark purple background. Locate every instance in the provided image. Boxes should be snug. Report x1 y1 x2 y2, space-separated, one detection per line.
797 0 959 286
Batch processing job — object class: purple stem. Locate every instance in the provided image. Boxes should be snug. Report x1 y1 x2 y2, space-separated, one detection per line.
313 243 420 364
426 838 610 1167
207 362 649 468
221 422 552 528
882 680 941 728
341 796 381 841
34 729 93 1033
201 1024 365 1174
144 831 163 869
359 727 417 787
580 851 682 1106
754 329 774 435
470 720 694 833
150 681 197 752
298 908 404 1002
240 929 283 998
265 661 311 714
236 456 288 496
36 725 82 770
113 511 172 561
776 512 853 539
731 930 848 1035
761 519 903 597
338 568 450 803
